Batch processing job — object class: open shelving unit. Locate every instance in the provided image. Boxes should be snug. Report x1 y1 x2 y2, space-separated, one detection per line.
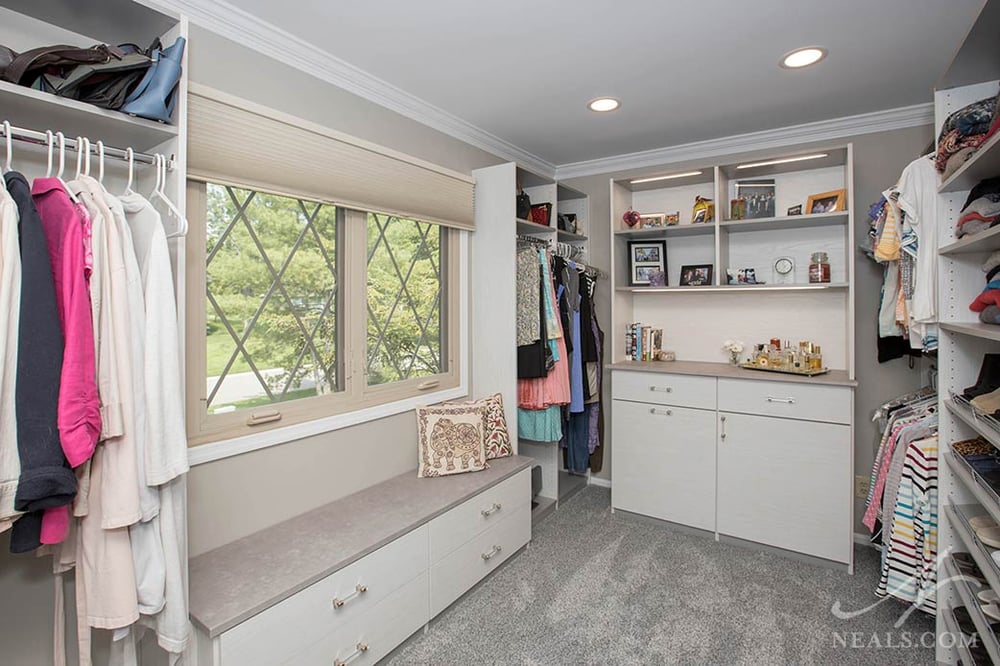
934 2 1000 660
609 145 855 375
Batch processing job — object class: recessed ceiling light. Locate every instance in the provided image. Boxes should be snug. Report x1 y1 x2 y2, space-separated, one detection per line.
630 171 703 185
780 47 827 69
736 153 829 169
588 97 620 112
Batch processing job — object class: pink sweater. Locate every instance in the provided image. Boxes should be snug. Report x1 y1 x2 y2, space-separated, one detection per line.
32 179 101 543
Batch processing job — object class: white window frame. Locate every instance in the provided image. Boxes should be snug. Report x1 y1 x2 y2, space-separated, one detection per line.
185 182 469 466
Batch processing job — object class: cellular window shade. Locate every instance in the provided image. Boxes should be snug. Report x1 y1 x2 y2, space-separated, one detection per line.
186 84 474 230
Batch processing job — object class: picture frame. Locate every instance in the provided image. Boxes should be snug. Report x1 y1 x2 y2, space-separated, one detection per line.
787 204 803 216
628 240 667 286
639 213 666 229
806 189 847 214
665 212 680 226
679 263 713 286
734 179 775 219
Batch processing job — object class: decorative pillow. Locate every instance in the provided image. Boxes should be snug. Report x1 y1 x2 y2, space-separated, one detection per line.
447 393 512 459
416 403 488 478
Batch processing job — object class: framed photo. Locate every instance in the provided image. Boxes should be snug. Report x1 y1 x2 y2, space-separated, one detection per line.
665 212 680 226
734 179 775 219
806 189 847 214
787 204 803 216
628 240 667 286
679 263 713 286
639 213 666 228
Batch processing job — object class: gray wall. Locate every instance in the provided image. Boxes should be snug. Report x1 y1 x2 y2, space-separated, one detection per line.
563 124 933 533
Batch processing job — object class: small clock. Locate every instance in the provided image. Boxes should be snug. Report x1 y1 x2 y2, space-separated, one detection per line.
773 256 795 284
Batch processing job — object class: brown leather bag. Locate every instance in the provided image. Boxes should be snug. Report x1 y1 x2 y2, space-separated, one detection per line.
0 43 118 86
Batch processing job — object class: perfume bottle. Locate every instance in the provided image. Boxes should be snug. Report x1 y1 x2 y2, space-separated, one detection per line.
809 344 823 370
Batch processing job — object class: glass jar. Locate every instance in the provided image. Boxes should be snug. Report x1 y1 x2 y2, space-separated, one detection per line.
809 252 831 283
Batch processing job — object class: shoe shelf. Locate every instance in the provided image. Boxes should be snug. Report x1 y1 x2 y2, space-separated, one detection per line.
947 452 1000 530
947 393 1000 450
941 322 1000 343
947 503 1000 598
940 603 979 666
941 554 1000 663
940 131 1000 194
0 80 178 152
940 225 1000 256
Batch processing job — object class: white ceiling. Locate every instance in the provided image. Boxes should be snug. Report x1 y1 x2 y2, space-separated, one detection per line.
226 0 984 167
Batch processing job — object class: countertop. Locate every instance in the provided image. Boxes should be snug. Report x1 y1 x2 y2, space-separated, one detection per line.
189 454 534 637
607 360 857 387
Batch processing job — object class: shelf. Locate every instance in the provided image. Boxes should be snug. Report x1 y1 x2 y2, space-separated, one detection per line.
516 219 553 236
947 502 1000 608
718 211 848 233
939 128 1000 194
941 554 1000 663
939 223 1000 255
946 396 1000 450
940 603 978 666
614 224 714 239
947 452 1000 529
941 322 1000 342
618 283 849 294
557 229 587 242
0 79 178 152
3 0 178 46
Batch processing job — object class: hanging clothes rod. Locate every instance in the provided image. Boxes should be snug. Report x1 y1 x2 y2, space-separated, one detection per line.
0 121 174 169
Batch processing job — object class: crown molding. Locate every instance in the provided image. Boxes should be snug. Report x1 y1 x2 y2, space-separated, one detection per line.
555 103 935 180
147 0 557 178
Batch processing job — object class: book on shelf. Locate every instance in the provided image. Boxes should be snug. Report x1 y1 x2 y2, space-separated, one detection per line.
625 323 663 361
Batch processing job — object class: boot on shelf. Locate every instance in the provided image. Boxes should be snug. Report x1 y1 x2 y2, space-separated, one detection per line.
963 353 1000 400
120 36 185 124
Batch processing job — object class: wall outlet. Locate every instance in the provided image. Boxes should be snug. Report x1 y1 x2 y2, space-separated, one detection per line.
855 475 870 499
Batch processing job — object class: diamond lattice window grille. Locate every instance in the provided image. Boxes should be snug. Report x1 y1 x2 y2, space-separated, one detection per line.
205 184 339 412
366 213 443 385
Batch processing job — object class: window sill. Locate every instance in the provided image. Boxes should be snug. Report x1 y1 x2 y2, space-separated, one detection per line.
187 384 469 466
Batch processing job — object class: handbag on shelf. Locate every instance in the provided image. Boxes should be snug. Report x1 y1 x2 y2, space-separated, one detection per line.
529 202 552 226
0 43 118 87
516 188 531 220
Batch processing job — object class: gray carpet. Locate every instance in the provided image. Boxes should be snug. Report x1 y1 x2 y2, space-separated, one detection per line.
384 486 936 665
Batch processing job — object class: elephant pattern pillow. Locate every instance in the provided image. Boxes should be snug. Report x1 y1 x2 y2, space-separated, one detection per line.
416 403 488 478
447 393 512 459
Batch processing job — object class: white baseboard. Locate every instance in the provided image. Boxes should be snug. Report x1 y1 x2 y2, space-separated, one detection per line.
588 476 612 489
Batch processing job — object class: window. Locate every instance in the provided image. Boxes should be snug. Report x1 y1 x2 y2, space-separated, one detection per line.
187 182 462 446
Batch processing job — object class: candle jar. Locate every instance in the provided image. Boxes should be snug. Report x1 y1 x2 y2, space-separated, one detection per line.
809 252 831 283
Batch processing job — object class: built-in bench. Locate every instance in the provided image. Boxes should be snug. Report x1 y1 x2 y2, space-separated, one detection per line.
189 455 533 666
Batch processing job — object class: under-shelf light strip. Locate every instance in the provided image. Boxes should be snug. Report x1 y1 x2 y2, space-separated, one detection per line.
0 122 175 169
630 171 703 185
736 153 828 169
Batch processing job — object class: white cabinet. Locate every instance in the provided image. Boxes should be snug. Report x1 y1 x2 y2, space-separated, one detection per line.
716 412 852 563
610 366 853 566
611 398 716 531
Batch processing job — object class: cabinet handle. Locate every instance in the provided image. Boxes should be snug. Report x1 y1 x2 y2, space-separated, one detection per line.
649 408 672 417
482 545 502 561
481 502 502 517
766 396 796 404
649 386 673 393
332 583 368 608
720 415 727 441
334 642 369 666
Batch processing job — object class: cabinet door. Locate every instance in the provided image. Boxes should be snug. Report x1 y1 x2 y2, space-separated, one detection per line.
611 400 716 531
717 412 851 563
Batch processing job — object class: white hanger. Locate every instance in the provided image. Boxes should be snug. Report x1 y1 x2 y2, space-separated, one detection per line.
149 153 187 238
83 137 92 177
74 136 86 179
122 147 135 195
45 130 54 177
96 141 105 183
55 132 80 203
2 121 11 174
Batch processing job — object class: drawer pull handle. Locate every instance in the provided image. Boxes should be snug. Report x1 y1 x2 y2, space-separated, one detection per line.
766 396 796 404
649 386 673 393
334 642 369 666
720 415 727 441
482 545 502 561
332 583 368 608
481 502 502 517
649 408 672 416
